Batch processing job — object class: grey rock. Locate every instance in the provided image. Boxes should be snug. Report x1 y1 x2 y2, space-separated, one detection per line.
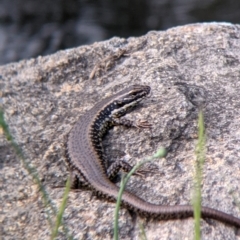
1 22 240 239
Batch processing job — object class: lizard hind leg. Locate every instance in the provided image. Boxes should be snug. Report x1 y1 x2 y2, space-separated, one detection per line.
69 169 90 190
107 160 148 181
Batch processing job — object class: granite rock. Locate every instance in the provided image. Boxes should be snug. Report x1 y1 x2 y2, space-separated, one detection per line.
1 23 240 239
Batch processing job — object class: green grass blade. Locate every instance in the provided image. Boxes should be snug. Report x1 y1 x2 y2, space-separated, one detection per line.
139 222 147 240
193 110 206 240
113 148 167 240
0 109 72 239
51 177 71 240
0 110 56 223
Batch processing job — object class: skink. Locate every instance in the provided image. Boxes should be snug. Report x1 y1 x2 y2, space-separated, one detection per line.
66 84 240 228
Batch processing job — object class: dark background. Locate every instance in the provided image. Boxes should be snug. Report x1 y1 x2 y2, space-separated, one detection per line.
1 0 240 65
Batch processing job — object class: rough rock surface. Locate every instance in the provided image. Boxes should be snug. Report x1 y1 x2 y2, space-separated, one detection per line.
1 23 240 239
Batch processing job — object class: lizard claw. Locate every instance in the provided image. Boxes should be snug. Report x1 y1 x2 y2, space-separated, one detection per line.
134 164 159 178
135 120 152 128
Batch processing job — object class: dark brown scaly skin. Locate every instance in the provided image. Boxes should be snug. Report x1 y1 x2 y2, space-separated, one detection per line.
66 84 240 228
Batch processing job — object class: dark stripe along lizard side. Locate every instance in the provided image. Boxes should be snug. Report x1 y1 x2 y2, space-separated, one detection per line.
66 84 240 228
